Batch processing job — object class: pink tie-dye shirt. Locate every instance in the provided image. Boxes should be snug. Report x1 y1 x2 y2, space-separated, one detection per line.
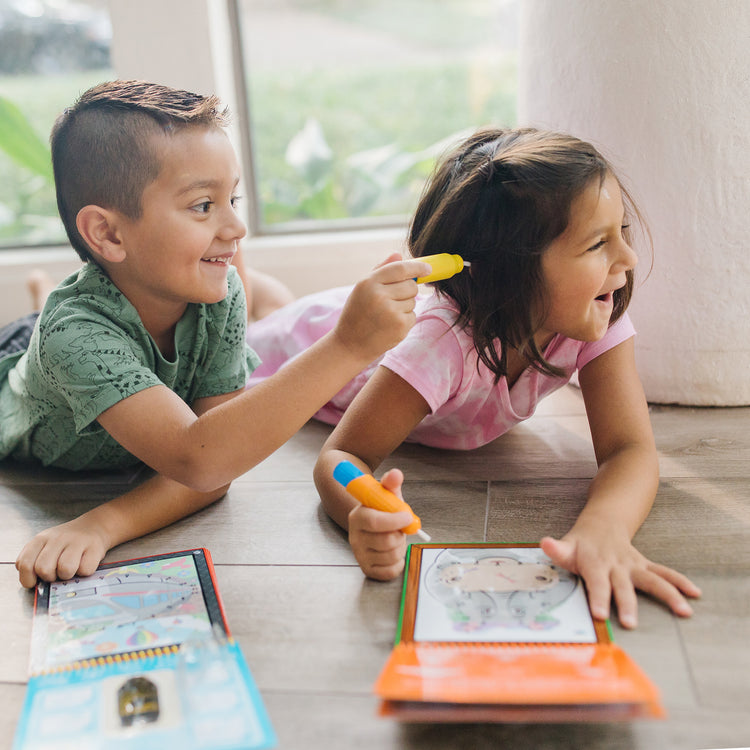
246 286 635 450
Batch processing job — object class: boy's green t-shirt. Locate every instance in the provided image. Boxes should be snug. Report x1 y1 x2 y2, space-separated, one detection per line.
0 263 260 470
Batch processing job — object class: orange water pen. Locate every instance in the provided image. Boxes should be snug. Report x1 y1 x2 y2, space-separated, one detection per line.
333 460 431 541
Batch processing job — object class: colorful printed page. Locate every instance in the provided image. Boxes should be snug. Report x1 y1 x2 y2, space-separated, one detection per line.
31 551 217 672
413 546 597 644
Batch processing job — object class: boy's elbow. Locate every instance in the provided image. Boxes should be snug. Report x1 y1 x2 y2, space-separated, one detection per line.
166 453 233 494
184 473 232 494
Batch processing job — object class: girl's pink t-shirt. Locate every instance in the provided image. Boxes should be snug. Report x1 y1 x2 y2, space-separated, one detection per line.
246 286 635 450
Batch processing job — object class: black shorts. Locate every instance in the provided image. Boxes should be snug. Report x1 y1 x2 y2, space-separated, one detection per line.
0 312 39 359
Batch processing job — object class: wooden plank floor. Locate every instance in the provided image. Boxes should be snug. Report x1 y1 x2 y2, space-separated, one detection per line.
1 385 749 749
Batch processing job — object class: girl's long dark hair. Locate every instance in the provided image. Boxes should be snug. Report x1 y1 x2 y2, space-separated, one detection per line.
408 128 638 382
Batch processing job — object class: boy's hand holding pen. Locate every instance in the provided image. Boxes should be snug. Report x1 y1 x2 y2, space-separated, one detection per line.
333 253 469 367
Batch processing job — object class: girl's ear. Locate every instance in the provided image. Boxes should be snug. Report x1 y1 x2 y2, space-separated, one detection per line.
75 205 127 263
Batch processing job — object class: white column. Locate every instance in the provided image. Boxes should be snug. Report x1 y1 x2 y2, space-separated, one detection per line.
519 0 750 405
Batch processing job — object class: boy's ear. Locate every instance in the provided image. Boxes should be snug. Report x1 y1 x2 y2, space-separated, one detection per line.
75 205 127 263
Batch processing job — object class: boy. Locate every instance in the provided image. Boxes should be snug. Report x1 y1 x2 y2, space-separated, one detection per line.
3 80 429 588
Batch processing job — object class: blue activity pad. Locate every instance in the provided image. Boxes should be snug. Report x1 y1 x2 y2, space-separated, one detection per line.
13 548 276 750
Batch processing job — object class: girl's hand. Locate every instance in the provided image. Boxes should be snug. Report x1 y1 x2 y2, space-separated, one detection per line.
16 517 110 588
540 533 701 629
347 467 411 581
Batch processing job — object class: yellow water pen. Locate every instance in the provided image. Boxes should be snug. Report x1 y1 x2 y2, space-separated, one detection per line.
415 253 471 284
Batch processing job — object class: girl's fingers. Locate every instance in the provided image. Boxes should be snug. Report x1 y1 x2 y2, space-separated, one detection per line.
363 557 406 582
357 529 406 554
634 568 695 618
351 506 412 534
646 562 702 598
359 544 406 566
580 567 613 622
379 468 405 496
539 536 577 572
610 567 639 629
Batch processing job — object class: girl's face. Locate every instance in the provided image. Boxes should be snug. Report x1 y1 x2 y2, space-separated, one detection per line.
537 173 637 345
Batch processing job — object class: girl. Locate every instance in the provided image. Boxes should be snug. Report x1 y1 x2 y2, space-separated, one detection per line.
246 127 701 629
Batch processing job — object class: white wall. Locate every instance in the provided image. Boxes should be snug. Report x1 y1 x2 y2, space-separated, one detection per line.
519 0 750 405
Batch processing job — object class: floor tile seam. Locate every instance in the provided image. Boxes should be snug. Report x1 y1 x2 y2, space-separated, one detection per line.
232 482 324 487
672 615 702 708
212 562 362 568
0 482 137 490
483 481 490 541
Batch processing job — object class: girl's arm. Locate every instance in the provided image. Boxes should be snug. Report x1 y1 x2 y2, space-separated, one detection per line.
314 366 431 580
540 337 701 628
97 257 430 493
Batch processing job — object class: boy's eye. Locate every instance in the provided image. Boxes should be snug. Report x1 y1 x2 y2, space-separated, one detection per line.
231 195 242 209
192 201 213 214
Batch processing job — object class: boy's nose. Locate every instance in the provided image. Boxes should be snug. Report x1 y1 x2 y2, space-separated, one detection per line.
220 210 247 241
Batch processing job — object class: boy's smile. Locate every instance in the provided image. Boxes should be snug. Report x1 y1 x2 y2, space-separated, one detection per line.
537 173 637 345
104 126 247 336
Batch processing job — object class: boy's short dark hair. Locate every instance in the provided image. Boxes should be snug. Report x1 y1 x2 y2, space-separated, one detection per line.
51 80 230 262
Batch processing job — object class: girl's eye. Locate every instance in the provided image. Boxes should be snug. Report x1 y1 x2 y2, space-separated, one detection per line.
587 239 606 253
231 195 242 209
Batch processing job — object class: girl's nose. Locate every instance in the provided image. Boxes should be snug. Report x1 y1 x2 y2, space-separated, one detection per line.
615 239 638 272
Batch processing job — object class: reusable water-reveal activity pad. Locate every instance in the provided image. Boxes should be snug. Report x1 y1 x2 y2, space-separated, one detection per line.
14 548 276 750
375 543 665 722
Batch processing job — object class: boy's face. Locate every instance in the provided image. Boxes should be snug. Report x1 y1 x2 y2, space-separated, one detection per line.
112 126 246 317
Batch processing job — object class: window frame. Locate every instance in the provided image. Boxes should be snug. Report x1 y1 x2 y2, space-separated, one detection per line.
0 0 437 320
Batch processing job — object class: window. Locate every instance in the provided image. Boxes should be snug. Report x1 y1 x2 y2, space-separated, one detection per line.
0 0 113 250
232 0 519 235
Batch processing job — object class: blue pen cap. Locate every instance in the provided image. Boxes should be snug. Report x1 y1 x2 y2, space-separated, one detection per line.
333 460 364 488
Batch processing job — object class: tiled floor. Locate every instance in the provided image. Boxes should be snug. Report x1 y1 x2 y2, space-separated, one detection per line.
2 385 749 749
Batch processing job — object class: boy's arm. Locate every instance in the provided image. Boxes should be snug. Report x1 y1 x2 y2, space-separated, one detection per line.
540 338 701 627
16 473 229 588
314 366 430 580
15 389 242 588
98 258 430 494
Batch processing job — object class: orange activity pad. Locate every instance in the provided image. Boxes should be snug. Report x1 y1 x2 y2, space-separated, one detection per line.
374 543 665 722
